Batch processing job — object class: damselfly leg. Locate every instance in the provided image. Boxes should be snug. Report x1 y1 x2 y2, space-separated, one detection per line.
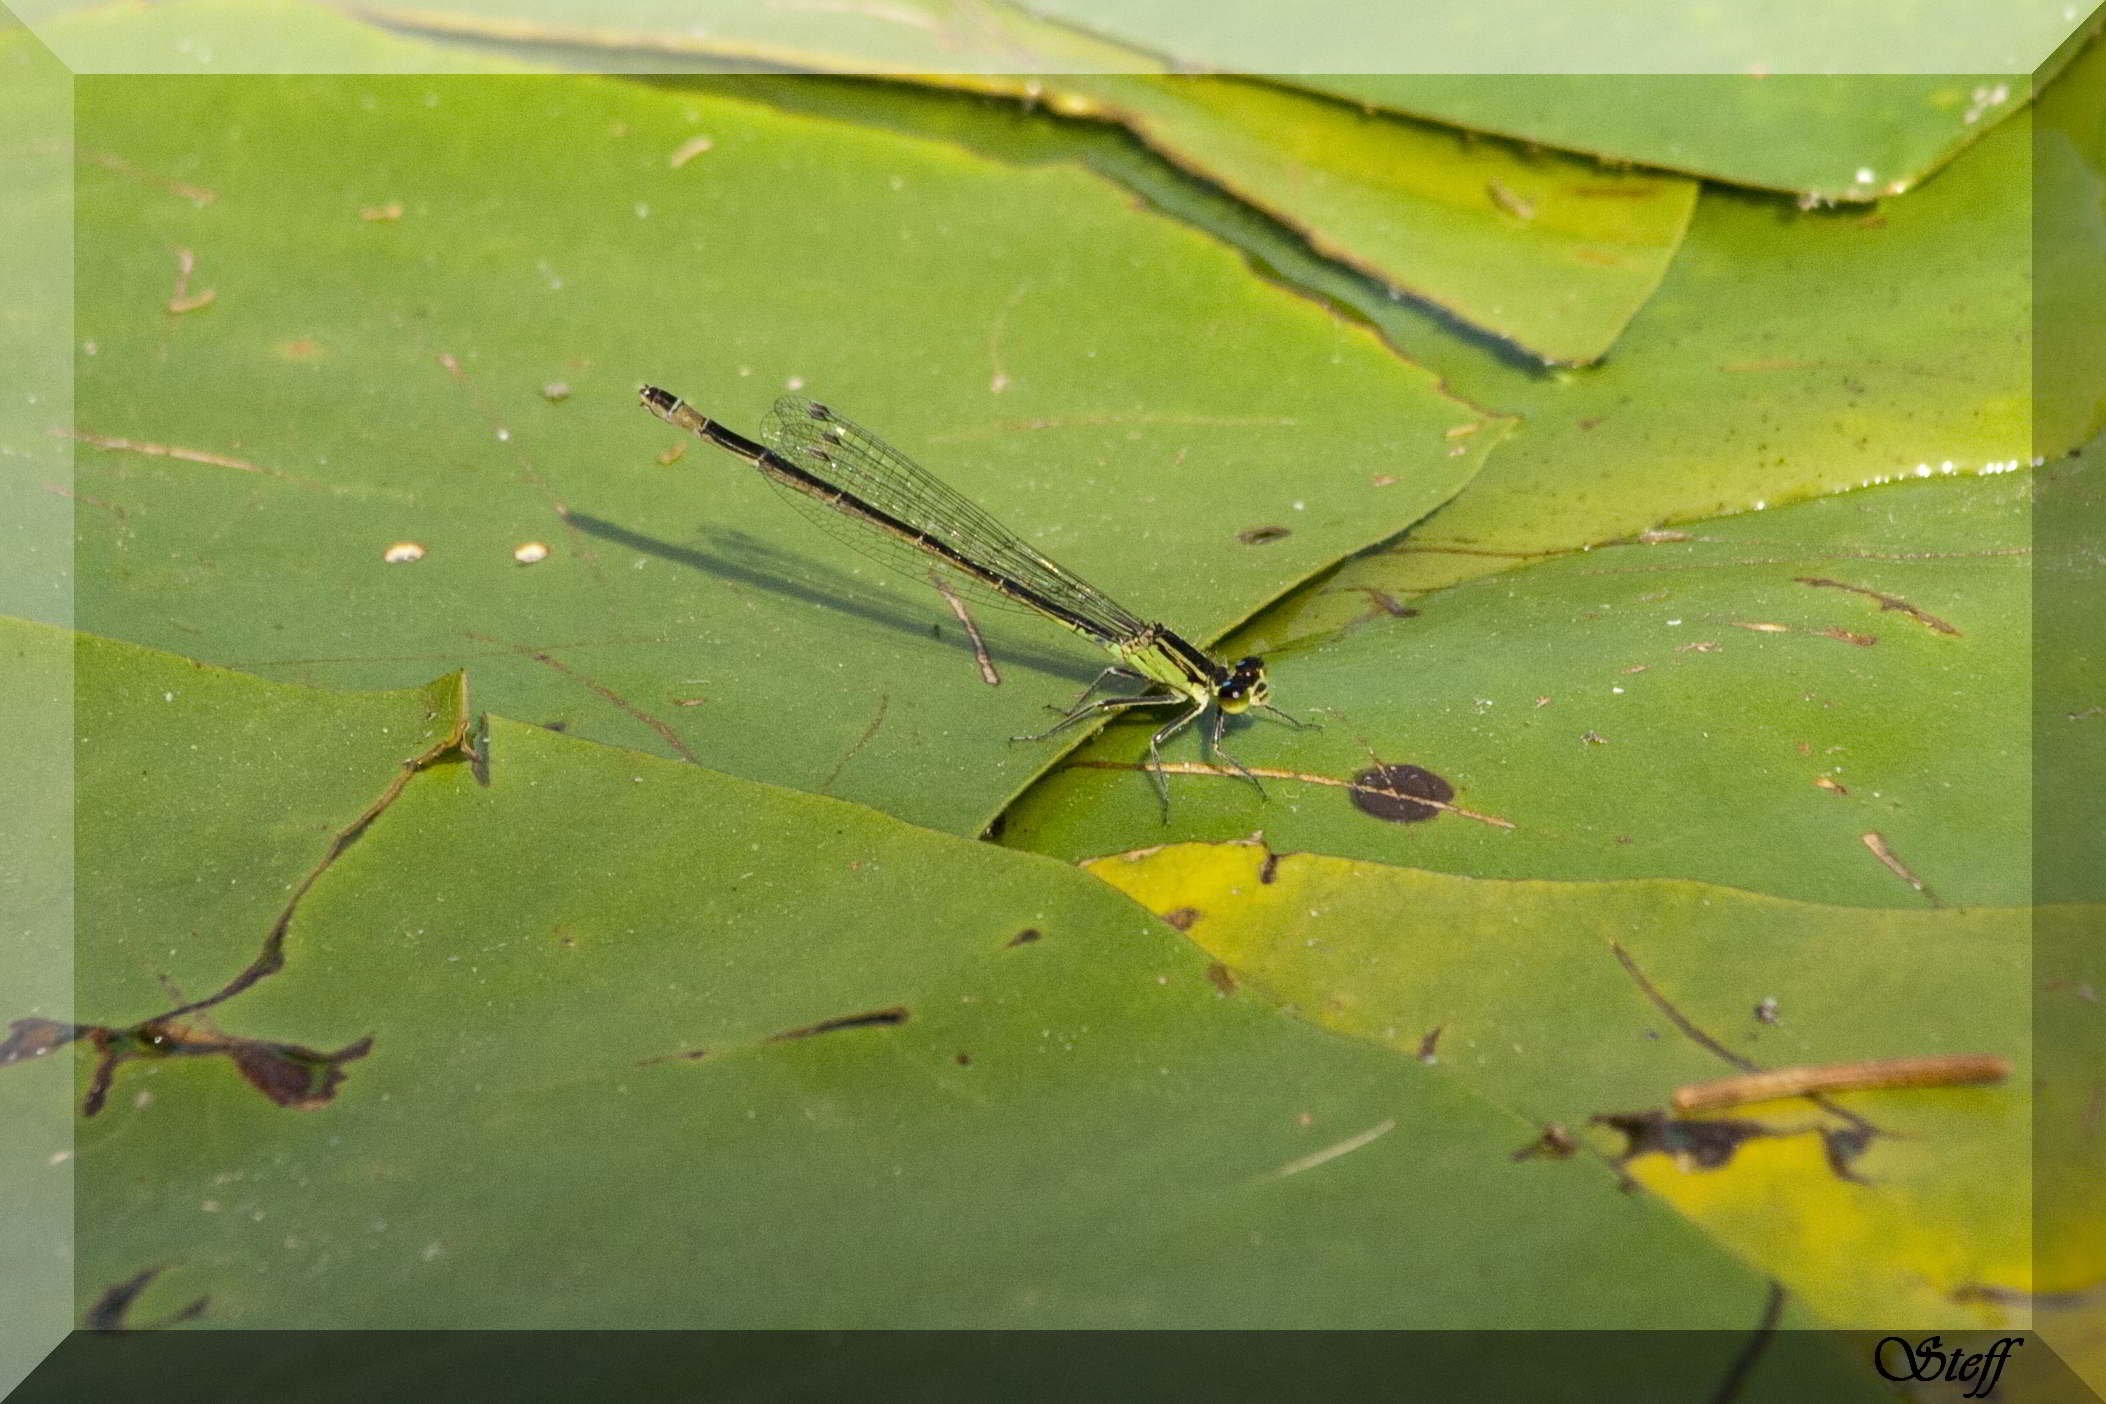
1011 690 1176 744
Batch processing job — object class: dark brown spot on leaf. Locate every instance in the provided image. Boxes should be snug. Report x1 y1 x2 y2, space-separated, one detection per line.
84 1266 208 1332
229 1035 375 1110
1348 763 1455 823
1205 962 1237 995
1006 928 1042 947
0 1017 83 1063
637 1047 710 1067
1163 907 1202 931
767 1006 909 1041
1237 525 1291 546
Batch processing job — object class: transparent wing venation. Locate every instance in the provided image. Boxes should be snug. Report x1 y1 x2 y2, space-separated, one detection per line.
756 396 1151 643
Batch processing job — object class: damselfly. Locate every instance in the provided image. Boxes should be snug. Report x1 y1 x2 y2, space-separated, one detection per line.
640 386 1306 811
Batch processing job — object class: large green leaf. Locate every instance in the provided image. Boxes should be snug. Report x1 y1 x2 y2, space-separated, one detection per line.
1233 84 2042 642
1003 470 2033 909
1084 841 2039 1331
8 627 1884 1351
62 63 1500 837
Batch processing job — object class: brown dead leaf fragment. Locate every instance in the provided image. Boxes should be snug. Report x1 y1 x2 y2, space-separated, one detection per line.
43 1018 375 1117
0 1017 82 1063
1861 831 1937 901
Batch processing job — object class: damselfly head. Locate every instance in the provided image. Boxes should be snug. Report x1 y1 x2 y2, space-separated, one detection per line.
1216 655 1270 713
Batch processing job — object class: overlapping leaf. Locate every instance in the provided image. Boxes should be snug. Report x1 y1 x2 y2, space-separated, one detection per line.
1009 0 2086 190
1085 840 2041 1331
1234 83 2046 645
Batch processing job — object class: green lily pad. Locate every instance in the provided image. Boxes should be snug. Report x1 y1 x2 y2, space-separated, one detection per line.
61 64 1501 837
13 628 1872 1343
1083 841 2040 1331
1003 470 2033 910
1008 2 2086 183
1236 77 2044 642
1292 73 2041 202
1052 76 1697 366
